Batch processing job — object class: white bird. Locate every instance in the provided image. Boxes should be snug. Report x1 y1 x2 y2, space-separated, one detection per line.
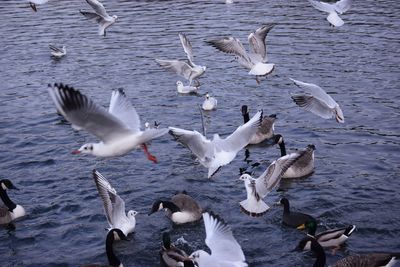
190 212 247 267
47 83 168 162
226 0 233 4
92 170 137 237
28 0 49 12
308 0 352 27
238 153 300 216
80 0 117 36
290 78 344 123
156 33 206 86
202 93 217 111
207 23 275 84
0 179 26 225
49 44 66 58
176 81 199 94
169 110 262 178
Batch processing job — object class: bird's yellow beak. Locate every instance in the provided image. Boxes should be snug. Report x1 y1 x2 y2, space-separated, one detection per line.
297 224 306 230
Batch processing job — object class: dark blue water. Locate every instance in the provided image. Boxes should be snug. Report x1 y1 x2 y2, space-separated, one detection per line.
0 0 399 266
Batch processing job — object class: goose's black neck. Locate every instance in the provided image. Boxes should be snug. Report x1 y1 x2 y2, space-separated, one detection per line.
282 199 290 213
0 187 16 212
279 139 287 156
311 240 326 267
163 201 181 213
106 232 121 267
243 112 250 124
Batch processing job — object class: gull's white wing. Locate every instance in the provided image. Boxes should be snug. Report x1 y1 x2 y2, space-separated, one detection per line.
308 0 335 13
49 44 63 53
248 23 275 62
207 37 253 69
291 94 336 119
203 212 246 263
255 153 300 198
108 89 140 133
327 12 345 27
30 0 49 4
290 78 337 108
85 0 110 18
335 0 352 14
218 110 262 152
155 59 194 80
93 170 126 227
48 83 132 143
179 33 194 66
169 127 212 161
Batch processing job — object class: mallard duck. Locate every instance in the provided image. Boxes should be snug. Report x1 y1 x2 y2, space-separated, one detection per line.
296 220 356 251
149 192 202 224
0 179 26 225
160 232 195 267
279 198 316 228
241 105 276 145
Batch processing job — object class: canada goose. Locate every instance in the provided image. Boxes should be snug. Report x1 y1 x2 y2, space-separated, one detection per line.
80 228 128 267
274 135 315 179
149 192 202 224
0 179 26 225
80 0 118 37
169 110 262 178
241 105 276 145
309 238 400 267
202 93 217 111
189 212 248 267
308 0 352 27
48 84 168 161
160 232 195 267
296 220 356 251
279 198 316 228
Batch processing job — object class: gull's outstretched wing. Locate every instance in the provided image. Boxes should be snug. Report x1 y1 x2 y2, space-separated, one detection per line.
179 33 195 66
85 0 110 18
156 59 194 80
248 23 275 62
109 89 140 133
207 37 253 69
168 127 211 161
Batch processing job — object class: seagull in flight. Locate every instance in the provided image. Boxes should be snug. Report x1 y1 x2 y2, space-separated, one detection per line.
48 83 168 162
169 110 262 178
80 0 117 36
207 23 275 84
290 78 344 123
308 0 352 27
156 33 206 86
93 170 137 237
28 0 49 12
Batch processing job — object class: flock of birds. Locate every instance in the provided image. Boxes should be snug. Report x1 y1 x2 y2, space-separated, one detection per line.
1 0 399 267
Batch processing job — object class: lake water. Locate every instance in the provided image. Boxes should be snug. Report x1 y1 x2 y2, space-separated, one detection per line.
0 0 399 266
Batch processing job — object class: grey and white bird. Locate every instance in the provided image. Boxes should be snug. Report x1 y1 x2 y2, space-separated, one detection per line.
207 24 275 84
238 153 300 216
28 0 49 12
80 0 117 36
0 179 26 225
190 212 248 267
202 93 217 111
169 110 262 178
48 83 168 162
93 170 137 237
156 33 206 86
49 44 66 58
176 81 199 94
308 0 352 27
290 78 344 123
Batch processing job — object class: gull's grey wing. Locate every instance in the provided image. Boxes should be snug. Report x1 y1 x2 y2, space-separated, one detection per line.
93 170 118 227
207 37 253 69
179 33 194 66
49 44 62 53
48 83 132 143
291 94 336 119
335 0 352 14
290 78 337 108
155 59 194 80
80 10 104 23
308 0 335 13
85 0 110 18
108 89 140 133
168 127 212 161
248 23 275 61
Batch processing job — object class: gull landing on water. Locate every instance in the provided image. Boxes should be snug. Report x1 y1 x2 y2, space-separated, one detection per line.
49 44 66 58
47 83 168 162
207 23 276 84
156 33 206 86
80 0 117 36
308 0 352 27
28 0 49 12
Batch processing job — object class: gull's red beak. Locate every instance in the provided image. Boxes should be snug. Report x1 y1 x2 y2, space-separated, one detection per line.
71 150 81 154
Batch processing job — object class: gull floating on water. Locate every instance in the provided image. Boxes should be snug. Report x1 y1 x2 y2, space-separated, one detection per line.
190 212 248 267
239 153 300 216
207 23 275 84
48 83 168 162
93 170 137 237
202 93 217 111
308 0 352 27
28 0 49 12
49 44 66 58
169 110 262 178
290 78 344 123
80 0 117 36
176 81 199 94
156 33 206 86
